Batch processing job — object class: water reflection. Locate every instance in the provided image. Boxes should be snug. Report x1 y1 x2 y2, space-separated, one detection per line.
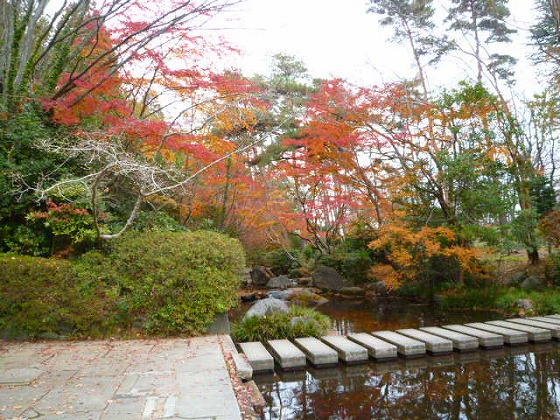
255 343 560 419
317 298 501 335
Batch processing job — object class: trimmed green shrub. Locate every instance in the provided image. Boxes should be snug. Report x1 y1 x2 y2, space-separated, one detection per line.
75 230 246 335
0 254 118 338
0 230 246 338
231 306 331 342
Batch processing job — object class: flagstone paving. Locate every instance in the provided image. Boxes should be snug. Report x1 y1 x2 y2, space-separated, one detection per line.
0 336 245 420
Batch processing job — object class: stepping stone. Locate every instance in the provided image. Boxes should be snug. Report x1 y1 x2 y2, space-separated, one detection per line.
238 342 274 373
508 318 560 339
223 336 253 380
442 324 503 348
267 339 307 370
420 326 479 351
466 322 528 345
293 337 338 367
347 333 398 360
530 316 560 325
547 314 560 319
397 329 453 354
372 331 426 357
320 336 368 363
486 320 551 342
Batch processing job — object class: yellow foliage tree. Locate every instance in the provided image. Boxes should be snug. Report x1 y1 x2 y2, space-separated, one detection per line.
370 221 486 291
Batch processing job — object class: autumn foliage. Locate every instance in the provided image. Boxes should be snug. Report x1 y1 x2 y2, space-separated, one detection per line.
1 0 558 296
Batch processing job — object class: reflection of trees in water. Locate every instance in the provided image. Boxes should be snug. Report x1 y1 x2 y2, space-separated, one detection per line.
257 347 560 419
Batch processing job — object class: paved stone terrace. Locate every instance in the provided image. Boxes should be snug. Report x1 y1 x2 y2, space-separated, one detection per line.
0 336 248 420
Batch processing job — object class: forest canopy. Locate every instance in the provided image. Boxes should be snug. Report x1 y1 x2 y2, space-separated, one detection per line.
0 0 558 289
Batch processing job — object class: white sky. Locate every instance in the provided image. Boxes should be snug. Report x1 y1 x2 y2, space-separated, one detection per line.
210 0 540 95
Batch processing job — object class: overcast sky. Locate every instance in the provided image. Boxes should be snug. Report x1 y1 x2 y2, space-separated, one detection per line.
211 0 539 95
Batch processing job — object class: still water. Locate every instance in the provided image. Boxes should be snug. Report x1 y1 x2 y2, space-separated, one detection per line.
252 298 560 419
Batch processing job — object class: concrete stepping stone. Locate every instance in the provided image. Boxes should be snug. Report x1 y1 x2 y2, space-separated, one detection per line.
320 336 368 364
466 322 528 345
347 332 398 361
267 339 307 370
547 314 560 319
397 329 453 354
420 326 479 351
372 330 426 357
530 316 560 325
293 337 339 367
486 320 551 342
442 324 503 348
508 318 560 339
223 335 253 380
238 342 274 373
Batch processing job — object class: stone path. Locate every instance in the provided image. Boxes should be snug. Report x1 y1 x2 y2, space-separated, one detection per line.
0 336 246 420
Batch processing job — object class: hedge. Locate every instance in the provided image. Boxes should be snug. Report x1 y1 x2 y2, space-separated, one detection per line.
0 230 246 338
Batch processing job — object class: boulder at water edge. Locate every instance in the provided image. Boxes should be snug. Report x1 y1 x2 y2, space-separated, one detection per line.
250 266 275 287
339 286 366 297
243 298 289 319
516 298 534 311
266 275 297 289
312 265 353 292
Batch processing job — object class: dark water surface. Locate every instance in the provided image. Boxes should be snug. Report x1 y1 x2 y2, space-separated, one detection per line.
249 298 560 419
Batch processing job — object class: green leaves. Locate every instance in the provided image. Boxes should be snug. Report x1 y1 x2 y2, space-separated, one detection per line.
231 306 331 342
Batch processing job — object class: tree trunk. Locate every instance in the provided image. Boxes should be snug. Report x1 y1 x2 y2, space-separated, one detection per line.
527 246 540 266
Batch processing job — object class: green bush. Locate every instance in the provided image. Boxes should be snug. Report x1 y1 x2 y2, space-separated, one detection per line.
495 288 560 315
76 230 246 335
262 248 298 275
0 230 246 338
439 284 560 315
545 252 560 286
231 306 331 342
438 284 501 309
318 249 373 284
0 254 118 338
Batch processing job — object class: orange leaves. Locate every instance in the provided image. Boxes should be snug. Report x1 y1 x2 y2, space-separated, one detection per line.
539 210 560 247
369 220 484 289
371 264 402 290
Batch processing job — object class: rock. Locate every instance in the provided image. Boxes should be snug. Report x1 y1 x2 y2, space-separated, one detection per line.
250 266 275 287
241 268 252 286
290 316 313 327
266 275 297 289
206 312 230 334
240 291 257 302
520 275 543 290
288 288 329 306
243 298 289 319
295 277 313 286
312 265 353 292
339 286 366 297
371 281 388 295
516 299 534 311
267 290 291 300
509 272 526 286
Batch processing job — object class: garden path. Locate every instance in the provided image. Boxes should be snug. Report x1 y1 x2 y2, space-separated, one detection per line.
0 336 248 419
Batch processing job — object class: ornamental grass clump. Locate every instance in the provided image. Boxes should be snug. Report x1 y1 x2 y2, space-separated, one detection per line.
231 306 331 342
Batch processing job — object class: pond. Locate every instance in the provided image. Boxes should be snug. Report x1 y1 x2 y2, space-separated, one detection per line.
242 298 560 419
